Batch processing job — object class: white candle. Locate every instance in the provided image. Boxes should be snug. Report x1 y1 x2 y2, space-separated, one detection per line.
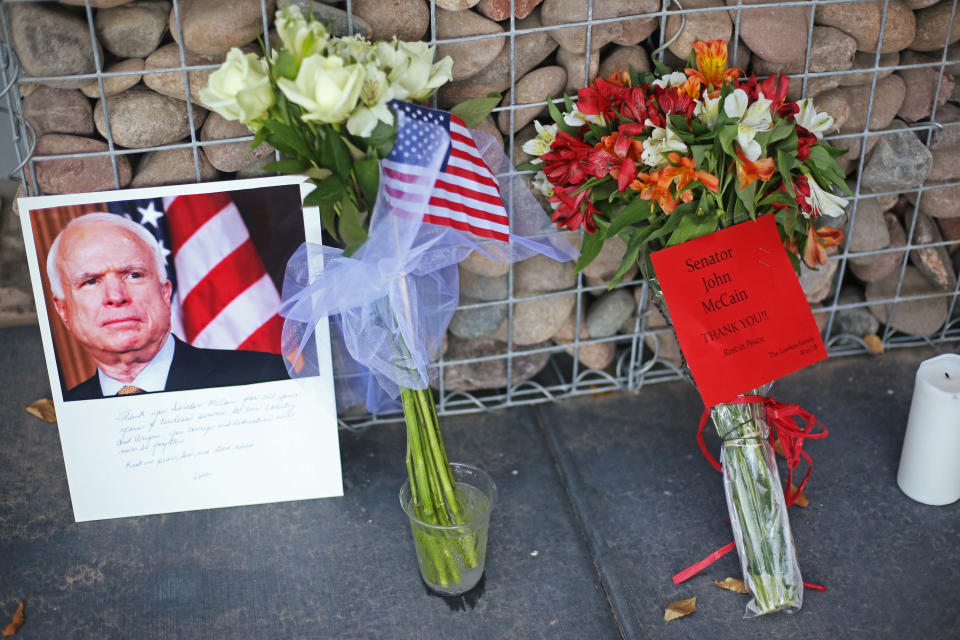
897 353 960 505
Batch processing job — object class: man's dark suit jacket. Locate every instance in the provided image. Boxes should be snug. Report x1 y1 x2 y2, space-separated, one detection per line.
64 336 290 401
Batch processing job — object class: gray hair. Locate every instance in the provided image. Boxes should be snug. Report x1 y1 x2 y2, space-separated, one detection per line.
47 212 168 298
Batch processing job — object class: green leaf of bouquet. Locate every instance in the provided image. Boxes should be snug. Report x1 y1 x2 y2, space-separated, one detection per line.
575 227 606 273
516 161 541 172
363 118 398 158
667 208 720 246
775 205 799 239
303 175 346 206
652 58 672 77
548 98 578 134
263 119 310 158
250 126 269 151
338 199 369 252
275 49 299 80
319 202 339 243
262 159 310 174
354 157 380 210
734 179 757 218
450 93 503 128
591 178 618 201
322 129 354 180
607 226 651 288
605 198 653 238
767 118 794 145
645 203 688 246
808 144 852 193
759 189 795 208
718 123 738 158
777 148 797 196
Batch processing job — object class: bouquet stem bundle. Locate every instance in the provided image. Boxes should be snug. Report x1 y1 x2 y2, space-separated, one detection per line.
711 389 803 616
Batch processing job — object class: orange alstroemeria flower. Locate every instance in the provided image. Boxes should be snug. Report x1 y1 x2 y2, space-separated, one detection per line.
605 69 632 87
659 152 719 203
629 171 678 214
734 144 776 188
801 225 844 268
684 40 741 93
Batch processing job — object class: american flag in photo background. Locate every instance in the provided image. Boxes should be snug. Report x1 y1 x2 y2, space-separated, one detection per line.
106 194 283 354
381 101 510 243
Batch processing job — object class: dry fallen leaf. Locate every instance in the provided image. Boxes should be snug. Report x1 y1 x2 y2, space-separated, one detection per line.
2 601 24 637
714 577 749 594
25 399 56 423
789 484 810 508
774 440 785 457
863 334 884 354
664 596 696 621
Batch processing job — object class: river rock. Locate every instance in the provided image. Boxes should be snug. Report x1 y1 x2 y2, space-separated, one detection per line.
59 0 134 6
896 52 955 123
81 58 144 98
850 212 907 283
277 0 373 37
7 3 103 89
907 211 958 290
806 90 850 131
643 308 684 368
436 8 505 82
578 233 626 281
131 147 218 187
908 182 960 218
22 87 94 137
477 0 543 20
552 309 616 370
94 86 204 148
438 10 558 107
848 197 891 266
437 0 479 9
449 300 508 339
938 217 960 250
95 1 170 58
833 286 881 338
585 289 634 338
751 26 857 80
498 66 566 134
145 43 224 106
541 0 658 54
926 145 960 182
799 256 839 303
867 266 948 336
200 113 274 172
598 46 651 80
837 51 899 86
911 1 960 51
514 253 576 292
815 1 915 53
352 0 428 41
459 267 508 302
929 103 960 149
442 336 551 391
472 117 506 174
837 74 906 133
494 291 576 344
728 0 810 64
34 134 132 194
557 48 599 93
664 0 731 59
859 121 933 192
172 0 273 56
460 250 510 277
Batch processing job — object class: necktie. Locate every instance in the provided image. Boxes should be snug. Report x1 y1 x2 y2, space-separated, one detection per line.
117 385 145 396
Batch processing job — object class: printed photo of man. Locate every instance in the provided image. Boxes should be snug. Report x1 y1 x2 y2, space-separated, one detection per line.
47 212 289 400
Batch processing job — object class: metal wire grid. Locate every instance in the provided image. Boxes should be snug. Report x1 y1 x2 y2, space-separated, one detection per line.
1 0 958 429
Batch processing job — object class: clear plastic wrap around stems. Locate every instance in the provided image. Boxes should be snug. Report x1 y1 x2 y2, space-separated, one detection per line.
640 254 803 617
712 386 803 617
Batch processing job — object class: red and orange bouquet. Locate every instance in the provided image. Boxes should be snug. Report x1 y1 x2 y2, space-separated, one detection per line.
521 39 850 285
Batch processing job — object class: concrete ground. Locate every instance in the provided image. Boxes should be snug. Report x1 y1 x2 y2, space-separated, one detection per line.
0 323 957 639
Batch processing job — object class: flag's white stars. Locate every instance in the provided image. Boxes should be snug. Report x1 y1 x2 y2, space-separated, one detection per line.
157 238 172 262
137 201 163 228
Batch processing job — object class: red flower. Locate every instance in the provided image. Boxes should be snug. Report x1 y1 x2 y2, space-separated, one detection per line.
583 130 643 192
796 125 817 162
549 185 600 233
577 78 629 121
771 174 812 215
653 86 696 121
617 86 654 125
540 130 594 187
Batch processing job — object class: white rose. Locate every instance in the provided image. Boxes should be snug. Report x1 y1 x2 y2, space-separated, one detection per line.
346 63 395 137
277 54 365 125
275 6 328 61
377 40 452 101
199 48 274 126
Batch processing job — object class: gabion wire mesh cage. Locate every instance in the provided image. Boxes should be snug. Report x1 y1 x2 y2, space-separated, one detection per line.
1 0 959 429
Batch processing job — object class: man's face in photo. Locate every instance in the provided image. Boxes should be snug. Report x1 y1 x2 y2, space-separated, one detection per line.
53 222 172 363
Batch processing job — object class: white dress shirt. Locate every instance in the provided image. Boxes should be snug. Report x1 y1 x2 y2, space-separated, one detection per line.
98 333 176 396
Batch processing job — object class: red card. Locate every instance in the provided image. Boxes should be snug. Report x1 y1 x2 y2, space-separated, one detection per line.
650 214 827 407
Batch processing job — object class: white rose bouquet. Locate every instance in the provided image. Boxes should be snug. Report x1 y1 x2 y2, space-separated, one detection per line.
199 5 453 254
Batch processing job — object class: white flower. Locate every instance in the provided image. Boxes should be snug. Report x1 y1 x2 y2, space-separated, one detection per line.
804 177 848 218
641 126 687 168
653 71 687 89
694 90 721 129
521 120 558 162
531 172 555 200
328 34 376 65
376 40 452 101
346 63 395 137
277 54 364 125
275 6 328 61
795 98 835 139
723 88 772 160
199 48 274 127
563 103 604 127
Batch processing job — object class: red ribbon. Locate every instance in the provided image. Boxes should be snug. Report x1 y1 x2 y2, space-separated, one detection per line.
672 540 826 592
696 395 828 507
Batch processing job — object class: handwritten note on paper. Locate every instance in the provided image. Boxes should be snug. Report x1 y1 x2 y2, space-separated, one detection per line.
57 378 342 522
650 214 827 406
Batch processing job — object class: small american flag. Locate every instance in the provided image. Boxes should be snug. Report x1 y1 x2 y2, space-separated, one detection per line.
381 101 510 242
108 193 283 354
